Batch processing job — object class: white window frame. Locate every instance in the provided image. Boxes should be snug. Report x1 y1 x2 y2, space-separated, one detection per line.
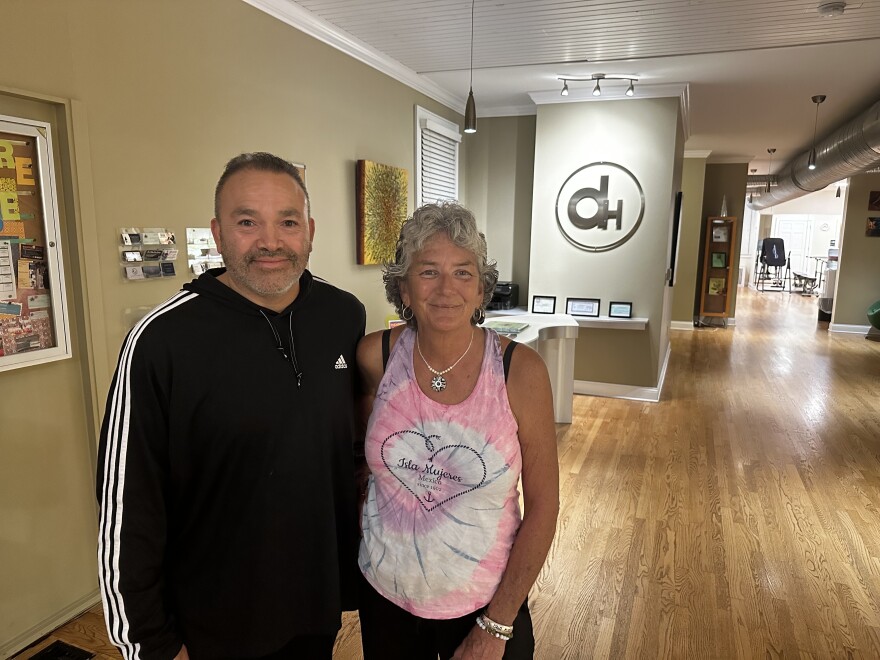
414 106 462 207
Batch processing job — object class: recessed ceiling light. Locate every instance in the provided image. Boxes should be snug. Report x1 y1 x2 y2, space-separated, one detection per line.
817 1 846 17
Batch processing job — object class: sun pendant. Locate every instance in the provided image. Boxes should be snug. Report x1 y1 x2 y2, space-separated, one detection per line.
430 374 447 392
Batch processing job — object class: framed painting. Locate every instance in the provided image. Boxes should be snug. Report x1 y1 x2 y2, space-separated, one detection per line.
356 160 408 265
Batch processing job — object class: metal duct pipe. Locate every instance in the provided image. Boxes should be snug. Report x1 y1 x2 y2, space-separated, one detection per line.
748 98 880 210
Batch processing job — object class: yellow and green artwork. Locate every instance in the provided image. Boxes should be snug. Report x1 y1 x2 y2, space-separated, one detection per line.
356 160 408 265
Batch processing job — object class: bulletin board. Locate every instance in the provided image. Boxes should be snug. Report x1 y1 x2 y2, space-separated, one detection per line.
0 115 71 372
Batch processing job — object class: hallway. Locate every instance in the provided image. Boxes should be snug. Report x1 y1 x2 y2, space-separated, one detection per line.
530 287 880 658
17 288 880 659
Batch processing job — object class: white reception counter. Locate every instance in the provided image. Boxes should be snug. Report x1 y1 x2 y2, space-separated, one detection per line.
485 312 579 423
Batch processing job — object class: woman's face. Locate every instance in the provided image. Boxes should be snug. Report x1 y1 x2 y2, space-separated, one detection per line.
400 233 484 333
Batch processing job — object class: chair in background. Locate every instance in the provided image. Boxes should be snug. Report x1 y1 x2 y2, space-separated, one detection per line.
756 237 790 292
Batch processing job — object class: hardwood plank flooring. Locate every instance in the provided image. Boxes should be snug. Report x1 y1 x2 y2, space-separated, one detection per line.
14 287 880 659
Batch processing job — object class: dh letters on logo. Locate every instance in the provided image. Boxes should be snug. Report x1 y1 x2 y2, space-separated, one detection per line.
567 175 623 231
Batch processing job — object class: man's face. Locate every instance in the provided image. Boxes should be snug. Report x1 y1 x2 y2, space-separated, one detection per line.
211 168 315 310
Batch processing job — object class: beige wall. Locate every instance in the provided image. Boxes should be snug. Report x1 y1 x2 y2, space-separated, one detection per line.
0 92 99 656
671 157 708 323
834 173 880 326
464 116 536 305
1 0 465 652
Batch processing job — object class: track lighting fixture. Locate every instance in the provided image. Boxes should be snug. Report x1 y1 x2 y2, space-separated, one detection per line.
807 94 826 170
463 0 477 134
766 148 776 194
556 73 637 98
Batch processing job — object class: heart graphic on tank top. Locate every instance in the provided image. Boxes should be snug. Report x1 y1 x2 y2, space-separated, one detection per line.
381 430 487 512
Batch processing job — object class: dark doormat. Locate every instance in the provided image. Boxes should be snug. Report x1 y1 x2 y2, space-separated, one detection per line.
30 641 94 660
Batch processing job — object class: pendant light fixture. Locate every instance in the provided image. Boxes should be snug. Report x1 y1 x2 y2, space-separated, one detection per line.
748 168 757 203
807 94 826 170
625 80 635 97
592 73 603 97
463 0 477 134
560 79 569 96
766 148 776 193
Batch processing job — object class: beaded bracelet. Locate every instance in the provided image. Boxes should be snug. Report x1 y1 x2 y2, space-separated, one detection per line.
475 612 513 641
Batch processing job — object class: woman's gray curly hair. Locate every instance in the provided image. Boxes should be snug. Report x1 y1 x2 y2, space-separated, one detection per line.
384 202 499 328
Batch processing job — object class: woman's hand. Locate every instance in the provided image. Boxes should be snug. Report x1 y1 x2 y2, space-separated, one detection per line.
451 625 506 659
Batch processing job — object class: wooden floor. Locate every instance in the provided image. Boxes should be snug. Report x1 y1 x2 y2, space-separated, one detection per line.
17 287 880 659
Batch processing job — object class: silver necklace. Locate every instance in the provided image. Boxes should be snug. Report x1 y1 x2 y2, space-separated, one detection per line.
416 328 475 392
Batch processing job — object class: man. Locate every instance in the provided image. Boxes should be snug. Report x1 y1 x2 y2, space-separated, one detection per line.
97 153 366 659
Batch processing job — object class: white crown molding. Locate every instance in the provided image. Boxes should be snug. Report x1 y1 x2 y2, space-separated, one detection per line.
242 0 464 113
684 150 712 159
480 104 538 118
707 155 753 164
679 84 690 143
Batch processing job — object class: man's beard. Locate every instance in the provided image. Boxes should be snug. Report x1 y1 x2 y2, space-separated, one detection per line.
224 245 310 298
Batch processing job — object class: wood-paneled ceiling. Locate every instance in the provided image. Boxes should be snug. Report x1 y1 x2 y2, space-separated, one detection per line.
248 0 880 171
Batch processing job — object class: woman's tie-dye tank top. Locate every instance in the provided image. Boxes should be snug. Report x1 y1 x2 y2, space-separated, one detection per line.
358 326 522 619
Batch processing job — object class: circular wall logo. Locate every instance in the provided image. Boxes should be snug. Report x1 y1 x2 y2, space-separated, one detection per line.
555 161 645 252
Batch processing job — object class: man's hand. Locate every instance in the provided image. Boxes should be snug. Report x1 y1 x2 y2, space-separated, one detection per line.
451 626 506 660
174 644 190 660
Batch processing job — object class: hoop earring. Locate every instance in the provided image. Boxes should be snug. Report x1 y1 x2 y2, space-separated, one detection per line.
473 307 485 324
401 305 414 321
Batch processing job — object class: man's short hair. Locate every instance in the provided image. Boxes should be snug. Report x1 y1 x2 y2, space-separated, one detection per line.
214 152 310 219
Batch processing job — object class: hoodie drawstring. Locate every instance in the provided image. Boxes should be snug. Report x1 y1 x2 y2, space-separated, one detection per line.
260 310 303 388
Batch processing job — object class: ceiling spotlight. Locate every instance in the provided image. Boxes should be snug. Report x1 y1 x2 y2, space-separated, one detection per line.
766 148 776 193
561 80 569 96
808 94 826 170
625 80 634 97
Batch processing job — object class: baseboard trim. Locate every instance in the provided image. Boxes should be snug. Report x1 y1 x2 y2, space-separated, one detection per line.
829 323 871 334
574 343 670 403
574 379 661 402
670 321 694 331
0 590 101 659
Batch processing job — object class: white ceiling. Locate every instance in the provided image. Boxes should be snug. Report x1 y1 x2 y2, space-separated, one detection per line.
246 0 880 174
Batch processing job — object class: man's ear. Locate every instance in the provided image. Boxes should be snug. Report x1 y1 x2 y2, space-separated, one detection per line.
309 217 316 243
210 218 222 254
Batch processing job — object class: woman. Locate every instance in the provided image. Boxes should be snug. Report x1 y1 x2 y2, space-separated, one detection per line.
356 202 559 660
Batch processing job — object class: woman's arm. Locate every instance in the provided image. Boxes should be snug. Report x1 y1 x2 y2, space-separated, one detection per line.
454 341 560 658
354 330 386 498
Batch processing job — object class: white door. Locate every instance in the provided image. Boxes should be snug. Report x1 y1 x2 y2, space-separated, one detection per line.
771 215 810 274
